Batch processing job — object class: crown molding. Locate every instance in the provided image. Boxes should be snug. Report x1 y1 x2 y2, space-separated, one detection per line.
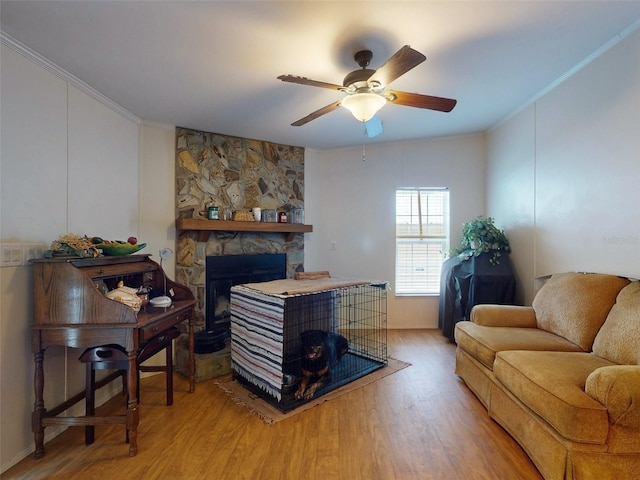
489 17 640 133
1 30 141 125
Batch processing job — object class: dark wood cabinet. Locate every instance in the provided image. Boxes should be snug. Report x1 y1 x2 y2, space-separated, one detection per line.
30 254 196 458
438 252 516 341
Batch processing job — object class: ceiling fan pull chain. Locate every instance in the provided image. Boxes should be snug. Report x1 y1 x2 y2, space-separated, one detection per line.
362 123 367 162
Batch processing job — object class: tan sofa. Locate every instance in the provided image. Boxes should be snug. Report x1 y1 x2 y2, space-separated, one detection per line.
454 272 640 480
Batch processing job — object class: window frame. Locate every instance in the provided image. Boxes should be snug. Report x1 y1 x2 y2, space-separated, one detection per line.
395 187 450 296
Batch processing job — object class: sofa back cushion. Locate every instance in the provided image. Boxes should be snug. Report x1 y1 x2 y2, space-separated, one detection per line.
532 272 630 351
592 281 640 365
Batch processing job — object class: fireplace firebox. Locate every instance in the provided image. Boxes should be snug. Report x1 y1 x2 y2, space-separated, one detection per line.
198 254 286 353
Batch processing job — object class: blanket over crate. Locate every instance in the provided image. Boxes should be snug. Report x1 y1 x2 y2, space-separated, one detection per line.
231 286 286 400
240 277 370 296
230 278 377 401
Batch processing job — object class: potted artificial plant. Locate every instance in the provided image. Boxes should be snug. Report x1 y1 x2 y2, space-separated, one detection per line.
451 216 511 265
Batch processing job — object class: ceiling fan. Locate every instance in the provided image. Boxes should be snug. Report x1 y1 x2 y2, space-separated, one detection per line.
277 45 457 128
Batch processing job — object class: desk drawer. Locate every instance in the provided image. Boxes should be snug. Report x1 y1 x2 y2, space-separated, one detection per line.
140 310 191 343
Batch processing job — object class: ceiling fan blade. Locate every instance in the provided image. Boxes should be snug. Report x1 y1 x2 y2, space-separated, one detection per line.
291 101 342 126
387 90 457 112
277 75 343 91
367 45 426 87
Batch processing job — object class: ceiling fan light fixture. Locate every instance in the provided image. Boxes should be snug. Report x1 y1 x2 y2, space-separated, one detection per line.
279 46 456 127
341 93 387 122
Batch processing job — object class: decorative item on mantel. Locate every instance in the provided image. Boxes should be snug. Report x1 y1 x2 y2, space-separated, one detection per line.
232 210 254 222
450 216 511 266
290 208 305 224
207 206 219 220
262 209 277 223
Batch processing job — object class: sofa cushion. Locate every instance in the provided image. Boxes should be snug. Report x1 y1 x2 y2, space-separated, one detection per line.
532 272 630 351
494 350 614 444
470 304 537 328
586 366 640 430
592 281 640 365
455 322 583 370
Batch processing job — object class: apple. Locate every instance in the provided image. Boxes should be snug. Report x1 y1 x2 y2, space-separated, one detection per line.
127 236 138 245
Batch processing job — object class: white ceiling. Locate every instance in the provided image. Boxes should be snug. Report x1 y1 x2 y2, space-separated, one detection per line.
2 1 640 150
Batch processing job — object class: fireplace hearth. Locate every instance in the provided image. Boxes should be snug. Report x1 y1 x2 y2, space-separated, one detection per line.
196 253 287 353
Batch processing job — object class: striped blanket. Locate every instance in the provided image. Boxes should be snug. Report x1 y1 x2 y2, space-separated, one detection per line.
230 285 287 400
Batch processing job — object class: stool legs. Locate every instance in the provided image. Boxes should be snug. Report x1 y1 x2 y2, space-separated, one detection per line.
79 330 178 447
85 364 95 445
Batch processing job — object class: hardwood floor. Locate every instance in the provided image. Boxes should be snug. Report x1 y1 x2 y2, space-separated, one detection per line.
4 330 543 480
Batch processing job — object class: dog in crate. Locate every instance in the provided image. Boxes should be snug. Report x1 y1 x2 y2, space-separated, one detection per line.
295 329 348 400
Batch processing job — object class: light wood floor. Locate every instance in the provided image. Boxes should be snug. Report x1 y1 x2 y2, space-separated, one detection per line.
4 330 543 480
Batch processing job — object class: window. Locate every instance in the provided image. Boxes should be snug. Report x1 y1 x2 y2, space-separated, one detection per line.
395 188 450 295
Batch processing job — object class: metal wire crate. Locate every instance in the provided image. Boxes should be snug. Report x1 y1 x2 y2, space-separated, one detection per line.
230 280 387 412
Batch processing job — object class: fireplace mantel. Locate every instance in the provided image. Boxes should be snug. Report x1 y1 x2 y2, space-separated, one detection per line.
176 218 313 242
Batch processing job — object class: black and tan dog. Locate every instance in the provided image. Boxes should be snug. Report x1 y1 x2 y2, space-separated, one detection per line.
295 329 348 400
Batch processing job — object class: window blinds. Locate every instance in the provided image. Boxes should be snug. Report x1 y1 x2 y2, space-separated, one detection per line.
395 188 449 295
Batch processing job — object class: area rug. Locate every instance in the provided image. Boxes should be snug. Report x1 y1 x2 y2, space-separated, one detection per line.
215 357 411 424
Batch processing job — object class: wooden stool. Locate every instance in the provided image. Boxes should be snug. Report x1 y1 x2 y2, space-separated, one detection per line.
79 327 180 445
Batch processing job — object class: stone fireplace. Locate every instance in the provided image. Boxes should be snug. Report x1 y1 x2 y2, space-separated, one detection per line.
172 127 305 379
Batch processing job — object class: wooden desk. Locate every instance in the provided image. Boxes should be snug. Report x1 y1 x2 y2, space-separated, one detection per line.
31 255 196 458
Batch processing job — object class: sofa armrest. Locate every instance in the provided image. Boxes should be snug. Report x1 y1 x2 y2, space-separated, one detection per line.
470 304 537 328
586 366 640 429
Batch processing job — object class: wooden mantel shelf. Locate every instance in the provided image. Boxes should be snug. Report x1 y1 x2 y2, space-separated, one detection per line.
175 218 313 242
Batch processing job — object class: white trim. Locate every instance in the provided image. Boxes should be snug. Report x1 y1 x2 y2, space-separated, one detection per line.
1 30 141 125
141 119 176 130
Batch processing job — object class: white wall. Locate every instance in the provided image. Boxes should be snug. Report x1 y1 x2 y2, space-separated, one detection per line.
486 27 640 304
139 122 178 275
304 134 486 329
486 106 536 305
0 43 141 471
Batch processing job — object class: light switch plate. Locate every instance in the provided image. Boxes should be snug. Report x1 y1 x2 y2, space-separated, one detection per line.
1 244 23 267
0 242 47 267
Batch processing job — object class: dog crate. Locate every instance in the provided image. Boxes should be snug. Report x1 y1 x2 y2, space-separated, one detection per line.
230 278 387 412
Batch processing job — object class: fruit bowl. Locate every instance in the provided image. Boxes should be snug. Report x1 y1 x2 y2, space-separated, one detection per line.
95 242 146 256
